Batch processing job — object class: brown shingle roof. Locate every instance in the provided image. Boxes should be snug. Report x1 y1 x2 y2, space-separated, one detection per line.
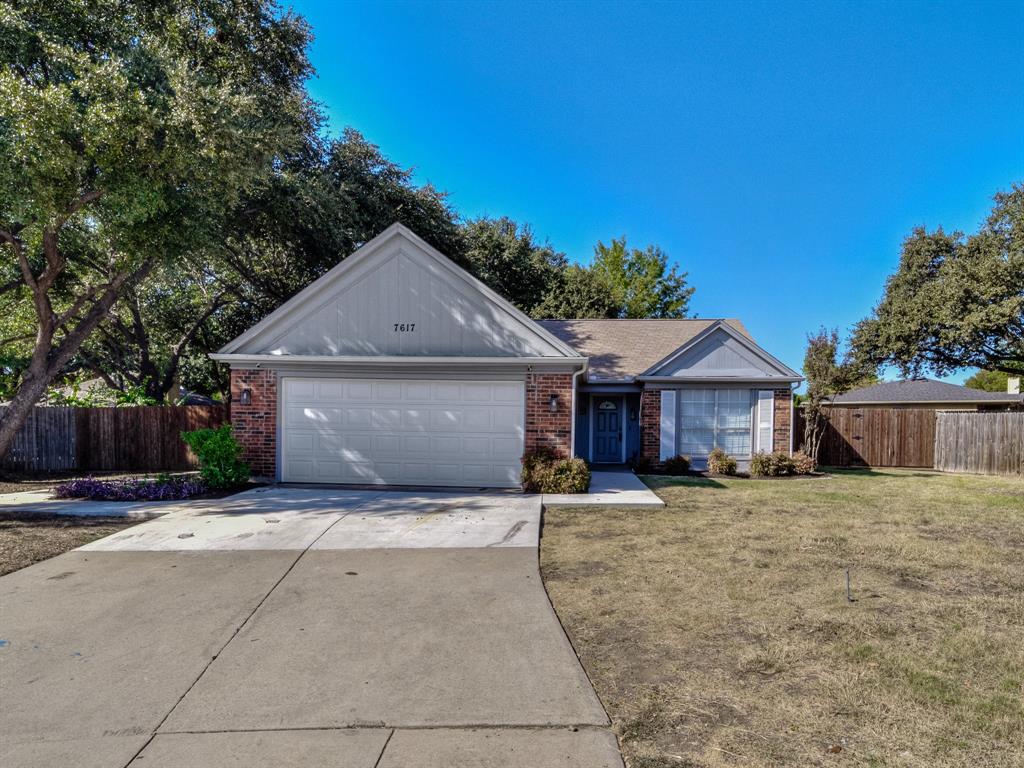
536 319 752 380
828 378 1023 405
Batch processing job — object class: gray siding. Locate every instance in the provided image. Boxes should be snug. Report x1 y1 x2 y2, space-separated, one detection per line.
655 328 778 378
255 248 559 357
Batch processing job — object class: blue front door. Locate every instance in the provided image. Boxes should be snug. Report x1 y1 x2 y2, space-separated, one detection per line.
594 397 622 463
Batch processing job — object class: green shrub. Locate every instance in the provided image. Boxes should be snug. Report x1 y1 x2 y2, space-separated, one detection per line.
750 451 796 477
521 448 590 493
546 457 591 493
792 450 816 475
662 454 691 475
181 425 249 489
707 447 737 475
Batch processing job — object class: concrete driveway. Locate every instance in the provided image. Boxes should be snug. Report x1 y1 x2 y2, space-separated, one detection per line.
0 487 621 767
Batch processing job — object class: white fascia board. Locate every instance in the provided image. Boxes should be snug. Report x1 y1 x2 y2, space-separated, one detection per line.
639 320 803 380
638 376 802 384
217 223 582 360
210 353 587 369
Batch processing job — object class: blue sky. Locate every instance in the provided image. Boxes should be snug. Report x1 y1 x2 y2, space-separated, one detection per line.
290 0 1024 383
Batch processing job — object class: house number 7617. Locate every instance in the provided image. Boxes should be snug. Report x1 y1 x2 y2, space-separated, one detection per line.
393 323 416 332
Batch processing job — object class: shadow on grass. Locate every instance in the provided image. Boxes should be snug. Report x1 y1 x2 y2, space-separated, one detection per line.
822 467 942 479
639 474 728 490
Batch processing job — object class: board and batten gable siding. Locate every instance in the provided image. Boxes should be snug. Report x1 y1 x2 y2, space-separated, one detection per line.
221 229 572 360
650 327 783 378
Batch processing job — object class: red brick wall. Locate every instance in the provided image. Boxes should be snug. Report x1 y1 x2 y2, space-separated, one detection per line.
640 388 662 462
773 388 792 454
230 369 277 479
525 372 574 457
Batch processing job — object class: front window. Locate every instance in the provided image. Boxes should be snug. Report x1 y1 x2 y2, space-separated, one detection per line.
679 389 752 457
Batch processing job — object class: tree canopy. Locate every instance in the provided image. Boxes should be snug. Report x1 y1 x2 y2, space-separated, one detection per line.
461 217 566 314
0 0 315 454
963 369 1012 393
852 184 1024 377
590 238 695 318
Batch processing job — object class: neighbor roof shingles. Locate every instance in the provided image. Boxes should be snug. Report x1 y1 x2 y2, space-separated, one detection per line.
828 379 1022 404
536 319 751 380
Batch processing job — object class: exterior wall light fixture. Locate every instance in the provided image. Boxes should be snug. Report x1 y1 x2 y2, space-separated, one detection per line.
549 393 559 413
239 388 252 406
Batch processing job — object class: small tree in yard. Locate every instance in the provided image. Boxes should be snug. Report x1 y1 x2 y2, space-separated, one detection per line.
802 329 876 463
0 0 314 460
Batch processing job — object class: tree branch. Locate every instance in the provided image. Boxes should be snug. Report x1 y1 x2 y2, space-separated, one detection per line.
0 229 37 292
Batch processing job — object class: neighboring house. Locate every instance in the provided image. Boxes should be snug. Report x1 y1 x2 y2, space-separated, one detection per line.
211 224 802 486
826 379 1024 412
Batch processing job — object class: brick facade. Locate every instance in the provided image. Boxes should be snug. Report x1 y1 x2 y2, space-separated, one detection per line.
524 372 574 457
230 369 277 479
640 388 662 463
772 388 792 454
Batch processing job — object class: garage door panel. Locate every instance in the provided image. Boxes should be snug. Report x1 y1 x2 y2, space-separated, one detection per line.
461 383 493 401
432 383 461 400
344 408 372 427
430 410 462 429
282 378 525 487
345 382 373 399
403 382 432 400
288 380 316 398
491 383 522 402
492 408 521 429
317 381 345 399
492 437 523 458
402 409 430 429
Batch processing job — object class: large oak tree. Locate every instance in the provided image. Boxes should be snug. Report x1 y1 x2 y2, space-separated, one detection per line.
852 184 1024 377
0 0 315 456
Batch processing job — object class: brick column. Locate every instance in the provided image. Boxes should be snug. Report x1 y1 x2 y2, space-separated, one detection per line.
773 388 792 454
524 372 574 457
640 387 662 463
230 369 277 479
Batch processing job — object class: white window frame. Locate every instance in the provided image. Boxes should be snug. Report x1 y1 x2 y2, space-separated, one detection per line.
674 388 755 459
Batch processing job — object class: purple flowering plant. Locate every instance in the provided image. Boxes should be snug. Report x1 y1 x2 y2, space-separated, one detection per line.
54 474 207 501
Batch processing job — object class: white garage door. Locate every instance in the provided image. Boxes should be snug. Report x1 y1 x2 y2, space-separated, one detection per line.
281 378 525 488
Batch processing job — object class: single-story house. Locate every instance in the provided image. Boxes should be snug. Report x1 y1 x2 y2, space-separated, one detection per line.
211 223 802 487
825 379 1024 412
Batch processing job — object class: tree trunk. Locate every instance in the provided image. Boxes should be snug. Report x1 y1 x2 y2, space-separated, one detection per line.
803 405 825 463
0 368 54 466
0 263 153 462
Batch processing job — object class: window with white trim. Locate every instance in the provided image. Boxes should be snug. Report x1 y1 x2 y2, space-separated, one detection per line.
679 389 753 457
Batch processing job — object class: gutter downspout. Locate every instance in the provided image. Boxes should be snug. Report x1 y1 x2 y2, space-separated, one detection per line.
789 383 795 454
569 362 588 458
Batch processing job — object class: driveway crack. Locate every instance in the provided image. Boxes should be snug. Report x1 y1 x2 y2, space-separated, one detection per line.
126 494 382 765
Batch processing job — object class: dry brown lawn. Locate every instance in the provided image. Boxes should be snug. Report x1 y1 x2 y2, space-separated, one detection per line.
0 514 139 576
540 469 1024 768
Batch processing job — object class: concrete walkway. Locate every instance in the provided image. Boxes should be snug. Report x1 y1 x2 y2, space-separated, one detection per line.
0 487 622 768
0 489 170 518
543 467 664 508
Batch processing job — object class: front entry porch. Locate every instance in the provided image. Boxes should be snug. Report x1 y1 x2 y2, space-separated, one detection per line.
574 392 642 465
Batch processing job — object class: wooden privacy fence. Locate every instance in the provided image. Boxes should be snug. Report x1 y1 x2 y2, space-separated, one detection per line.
1 405 228 473
795 407 937 468
934 411 1023 476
